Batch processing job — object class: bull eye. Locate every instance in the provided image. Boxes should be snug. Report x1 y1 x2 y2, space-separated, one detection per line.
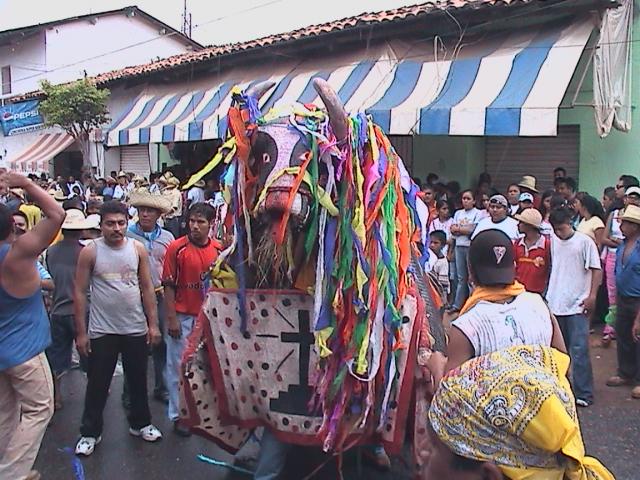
262 153 271 164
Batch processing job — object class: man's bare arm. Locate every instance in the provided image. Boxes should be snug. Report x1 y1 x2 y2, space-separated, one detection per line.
74 245 94 356
136 242 158 329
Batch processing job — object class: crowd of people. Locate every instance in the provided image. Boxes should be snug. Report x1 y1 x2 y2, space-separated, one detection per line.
1 163 637 479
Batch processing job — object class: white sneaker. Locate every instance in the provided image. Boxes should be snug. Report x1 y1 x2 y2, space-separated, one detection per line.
129 424 162 442
75 436 101 456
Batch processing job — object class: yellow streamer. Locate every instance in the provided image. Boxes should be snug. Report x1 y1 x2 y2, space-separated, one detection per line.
182 138 237 190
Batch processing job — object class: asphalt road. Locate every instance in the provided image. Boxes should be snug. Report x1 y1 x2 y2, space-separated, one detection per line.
35 333 639 480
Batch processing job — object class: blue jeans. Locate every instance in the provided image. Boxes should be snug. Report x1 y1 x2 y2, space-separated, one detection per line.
453 246 470 309
165 313 195 421
557 314 594 402
254 429 291 480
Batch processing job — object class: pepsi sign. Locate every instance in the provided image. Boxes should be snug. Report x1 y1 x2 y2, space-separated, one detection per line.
0 100 44 136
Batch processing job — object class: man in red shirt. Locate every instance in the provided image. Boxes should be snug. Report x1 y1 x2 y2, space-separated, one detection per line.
513 208 550 294
162 203 221 436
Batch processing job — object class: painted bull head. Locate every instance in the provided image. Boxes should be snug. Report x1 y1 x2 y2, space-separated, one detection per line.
246 79 347 228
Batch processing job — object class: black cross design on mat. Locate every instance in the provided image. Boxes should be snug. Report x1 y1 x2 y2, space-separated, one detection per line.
270 309 320 416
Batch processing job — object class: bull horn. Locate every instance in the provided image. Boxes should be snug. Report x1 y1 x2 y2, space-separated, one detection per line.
246 81 276 102
313 78 348 142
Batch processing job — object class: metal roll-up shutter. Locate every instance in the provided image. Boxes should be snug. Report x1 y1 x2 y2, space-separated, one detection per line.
388 135 414 172
485 125 580 193
120 145 151 177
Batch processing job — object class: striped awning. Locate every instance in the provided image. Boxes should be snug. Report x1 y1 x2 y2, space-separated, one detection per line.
9 133 76 172
107 16 594 146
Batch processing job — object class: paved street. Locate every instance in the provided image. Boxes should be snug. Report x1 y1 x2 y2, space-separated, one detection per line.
36 333 639 480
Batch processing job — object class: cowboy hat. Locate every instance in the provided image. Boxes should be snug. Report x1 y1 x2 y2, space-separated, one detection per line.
9 188 25 201
517 175 539 193
621 205 640 225
132 174 145 183
106 176 117 184
117 170 128 178
193 179 206 188
61 209 100 230
515 208 543 229
165 177 180 188
85 214 101 230
129 190 172 214
49 189 67 202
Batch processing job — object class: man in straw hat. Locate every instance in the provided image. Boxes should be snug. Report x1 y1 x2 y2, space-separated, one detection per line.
161 176 183 238
126 191 174 405
0 171 65 480
426 345 614 480
517 174 540 208
45 210 99 409
607 204 640 399
113 171 129 201
186 179 206 207
513 208 550 295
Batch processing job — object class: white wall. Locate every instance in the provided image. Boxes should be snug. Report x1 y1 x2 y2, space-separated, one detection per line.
0 31 45 97
43 13 193 92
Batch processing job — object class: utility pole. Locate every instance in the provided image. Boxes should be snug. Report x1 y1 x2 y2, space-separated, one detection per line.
181 0 192 38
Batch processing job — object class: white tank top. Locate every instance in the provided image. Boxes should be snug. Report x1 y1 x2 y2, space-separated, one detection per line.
452 292 553 357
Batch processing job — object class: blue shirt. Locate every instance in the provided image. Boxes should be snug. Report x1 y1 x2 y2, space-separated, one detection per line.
0 244 51 370
616 238 640 297
102 186 114 197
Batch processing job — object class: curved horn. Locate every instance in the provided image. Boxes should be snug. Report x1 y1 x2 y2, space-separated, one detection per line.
313 78 348 142
246 81 276 102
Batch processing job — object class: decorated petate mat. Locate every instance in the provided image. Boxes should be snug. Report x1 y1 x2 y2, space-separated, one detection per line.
181 288 419 453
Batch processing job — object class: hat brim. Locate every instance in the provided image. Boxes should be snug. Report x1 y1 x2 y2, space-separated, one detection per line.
61 219 100 230
514 214 541 229
621 217 640 225
517 183 539 193
130 196 172 214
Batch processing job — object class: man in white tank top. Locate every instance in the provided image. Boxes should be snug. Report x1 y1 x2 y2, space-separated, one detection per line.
427 230 567 386
73 201 163 456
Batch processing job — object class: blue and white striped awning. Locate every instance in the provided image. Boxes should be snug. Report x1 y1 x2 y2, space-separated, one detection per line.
106 16 594 146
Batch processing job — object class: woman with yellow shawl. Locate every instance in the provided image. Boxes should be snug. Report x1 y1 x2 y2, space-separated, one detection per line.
425 345 615 480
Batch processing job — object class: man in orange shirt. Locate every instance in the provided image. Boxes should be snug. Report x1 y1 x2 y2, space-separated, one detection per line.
162 203 221 436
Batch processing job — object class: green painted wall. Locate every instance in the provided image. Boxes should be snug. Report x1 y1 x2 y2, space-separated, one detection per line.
559 14 640 194
412 135 485 188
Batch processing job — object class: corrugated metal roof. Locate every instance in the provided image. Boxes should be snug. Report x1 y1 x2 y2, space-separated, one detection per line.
6 0 545 102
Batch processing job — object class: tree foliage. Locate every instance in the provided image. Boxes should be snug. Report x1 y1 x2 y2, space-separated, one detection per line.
39 79 110 138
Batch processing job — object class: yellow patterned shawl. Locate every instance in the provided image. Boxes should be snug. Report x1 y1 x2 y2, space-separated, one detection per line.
429 345 614 480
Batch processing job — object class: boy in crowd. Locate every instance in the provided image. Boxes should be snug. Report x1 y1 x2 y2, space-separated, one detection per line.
428 230 450 295
513 209 550 295
546 208 601 407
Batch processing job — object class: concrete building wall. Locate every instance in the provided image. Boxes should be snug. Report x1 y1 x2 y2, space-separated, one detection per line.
43 13 193 92
0 31 45 98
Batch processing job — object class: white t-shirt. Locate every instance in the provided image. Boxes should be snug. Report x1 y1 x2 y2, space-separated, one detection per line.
452 208 480 247
187 186 205 204
546 231 601 316
472 216 520 241
452 292 553 357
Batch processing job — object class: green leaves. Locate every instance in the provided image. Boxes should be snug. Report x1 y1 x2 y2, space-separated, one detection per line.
39 79 110 138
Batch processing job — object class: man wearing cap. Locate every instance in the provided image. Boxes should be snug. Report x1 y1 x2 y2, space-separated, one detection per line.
607 205 640 399
45 209 99 409
186 179 206 207
518 192 534 213
113 171 129 201
471 194 520 241
0 171 65 480
436 229 565 382
546 207 601 407
126 191 175 404
513 209 550 295
518 175 540 209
